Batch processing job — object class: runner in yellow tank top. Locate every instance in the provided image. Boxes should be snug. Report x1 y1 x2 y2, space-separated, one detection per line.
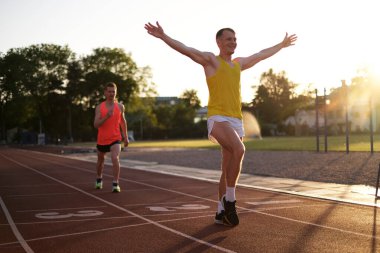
145 21 297 226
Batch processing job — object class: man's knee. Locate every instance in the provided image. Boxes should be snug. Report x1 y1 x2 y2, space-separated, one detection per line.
222 143 245 159
111 155 119 163
97 153 105 162
110 144 121 157
234 143 245 159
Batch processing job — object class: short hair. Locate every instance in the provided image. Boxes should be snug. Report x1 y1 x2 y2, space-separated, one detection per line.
104 82 117 90
216 28 235 39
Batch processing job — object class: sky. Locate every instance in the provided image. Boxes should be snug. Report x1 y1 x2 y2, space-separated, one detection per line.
1 0 379 106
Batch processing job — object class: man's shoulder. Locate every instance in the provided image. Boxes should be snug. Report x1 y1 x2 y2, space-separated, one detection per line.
206 52 218 61
96 101 107 111
203 53 220 76
116 102 125 110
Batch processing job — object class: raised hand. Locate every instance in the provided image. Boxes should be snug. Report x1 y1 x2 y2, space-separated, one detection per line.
282 33 297 48
144 21 164 39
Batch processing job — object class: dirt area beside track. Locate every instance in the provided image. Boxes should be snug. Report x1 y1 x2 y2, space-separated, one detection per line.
9 144 380 187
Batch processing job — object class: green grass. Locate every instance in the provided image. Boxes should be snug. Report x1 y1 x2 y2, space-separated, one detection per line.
69 134 380 152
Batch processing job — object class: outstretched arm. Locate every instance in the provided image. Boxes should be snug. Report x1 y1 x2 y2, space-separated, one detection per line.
237 33 297 71
144 21 215 67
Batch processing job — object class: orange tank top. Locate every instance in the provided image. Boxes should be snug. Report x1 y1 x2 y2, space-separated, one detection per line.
97 102 122 145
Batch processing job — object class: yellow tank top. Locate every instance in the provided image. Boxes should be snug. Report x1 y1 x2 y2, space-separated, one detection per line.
206 56 242 119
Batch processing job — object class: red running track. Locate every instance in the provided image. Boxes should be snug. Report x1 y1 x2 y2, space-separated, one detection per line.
0 147 379 253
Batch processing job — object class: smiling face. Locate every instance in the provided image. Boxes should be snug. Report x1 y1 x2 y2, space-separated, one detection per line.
216 29 237 56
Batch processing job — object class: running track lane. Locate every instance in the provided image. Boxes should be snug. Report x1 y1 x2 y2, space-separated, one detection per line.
0 148 379 253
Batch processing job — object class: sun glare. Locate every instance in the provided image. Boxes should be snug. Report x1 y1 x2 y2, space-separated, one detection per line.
368 66 380 86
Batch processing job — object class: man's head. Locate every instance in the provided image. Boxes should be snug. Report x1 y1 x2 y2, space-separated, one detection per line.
216 28 237 55
104 82 117 101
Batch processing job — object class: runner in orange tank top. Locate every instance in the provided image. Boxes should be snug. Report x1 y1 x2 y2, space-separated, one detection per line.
94 82 129 192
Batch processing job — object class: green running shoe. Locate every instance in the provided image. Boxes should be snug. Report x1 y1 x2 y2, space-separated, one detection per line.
95 179 103 189
112 183 121 193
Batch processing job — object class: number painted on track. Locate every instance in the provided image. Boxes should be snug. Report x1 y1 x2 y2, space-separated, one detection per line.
35 210 103 219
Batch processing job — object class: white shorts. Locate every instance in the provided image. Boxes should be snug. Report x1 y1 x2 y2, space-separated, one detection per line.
207 115 244 143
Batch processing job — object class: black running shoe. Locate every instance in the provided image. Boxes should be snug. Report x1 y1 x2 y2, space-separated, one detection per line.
214 210 225 225
222 197 239 226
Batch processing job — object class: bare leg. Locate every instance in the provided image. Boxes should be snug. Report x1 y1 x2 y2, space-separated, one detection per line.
211 122 245 198
96 151 106 179
110 144 121 182
218 148 229 200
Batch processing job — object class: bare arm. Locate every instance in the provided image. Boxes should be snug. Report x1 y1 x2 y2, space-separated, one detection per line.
119 104 129 147
237 33 297 71
94 104 112 128
144 21 216 68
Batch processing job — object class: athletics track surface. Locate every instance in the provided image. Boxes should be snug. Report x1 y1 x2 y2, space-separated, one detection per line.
0 147 379 253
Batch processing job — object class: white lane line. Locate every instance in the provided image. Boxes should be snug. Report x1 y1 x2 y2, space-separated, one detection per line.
0 212 226 247
1 215 134 226
12 151 380 240
4 203 329 227
0 222 153 247
124 200 206 207
246 199 302 205
2 210 214 226
4 208 318 247
17 205 107 213
9 193 77 198
242 204 380 239
0 197 34 253
255 203 331 212
1 154 236 253
0 183 59 189
27 154 221 204
14 203 330 226
18 201 205 212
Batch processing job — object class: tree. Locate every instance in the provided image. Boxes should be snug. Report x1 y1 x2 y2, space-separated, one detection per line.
251 69 312 135
127 95 158 140
141 89 204 139
180 89 201 110
81 48 158 140
126 66 158 140
0 50 31 140
81 48 140 110
0 53 6 141
65 59 85 142
0 44 74 142
0 45 158 143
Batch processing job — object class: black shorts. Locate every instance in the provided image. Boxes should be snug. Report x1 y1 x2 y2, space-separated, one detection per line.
96 140 121 153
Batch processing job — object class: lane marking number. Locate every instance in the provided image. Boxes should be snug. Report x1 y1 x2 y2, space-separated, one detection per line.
35 210 103 219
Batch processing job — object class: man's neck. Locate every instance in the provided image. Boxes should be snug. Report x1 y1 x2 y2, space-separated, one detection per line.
105 99 115 105
219 53 233 62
